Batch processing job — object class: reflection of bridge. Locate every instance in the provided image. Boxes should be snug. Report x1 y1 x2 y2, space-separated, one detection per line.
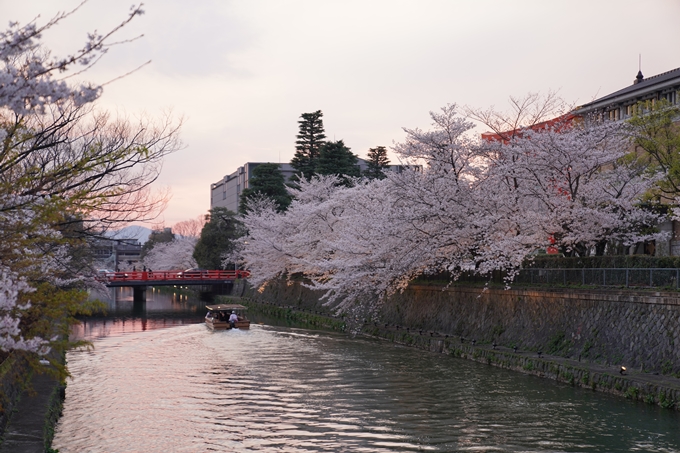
98 270 249 301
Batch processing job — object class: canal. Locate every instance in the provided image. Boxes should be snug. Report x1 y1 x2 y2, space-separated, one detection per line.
52 288 680 452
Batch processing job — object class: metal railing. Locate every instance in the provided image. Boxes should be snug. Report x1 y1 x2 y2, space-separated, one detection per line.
96 269 250 283
513 268 680 289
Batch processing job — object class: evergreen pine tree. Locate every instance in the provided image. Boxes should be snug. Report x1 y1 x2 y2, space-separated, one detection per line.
316 140 360 186
290 110 326 181
140 228 175 259
239 163 292 214
364 146 391 180
193 208 245 269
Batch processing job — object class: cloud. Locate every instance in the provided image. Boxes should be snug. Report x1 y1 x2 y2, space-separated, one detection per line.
4 0 680 226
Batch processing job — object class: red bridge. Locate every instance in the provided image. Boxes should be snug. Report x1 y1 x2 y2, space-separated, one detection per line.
99 270 250 287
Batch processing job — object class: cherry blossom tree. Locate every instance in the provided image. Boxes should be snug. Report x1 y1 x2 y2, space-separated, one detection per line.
172 216 208 239
239 102 663 313
0 267 50 353
475 101 663 258
465 91 569 141
142 216 205 270
142 236 198 271
0 4 181 358
0 3 144 115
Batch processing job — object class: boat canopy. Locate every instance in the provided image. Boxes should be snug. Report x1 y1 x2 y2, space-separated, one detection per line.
205 304 247 312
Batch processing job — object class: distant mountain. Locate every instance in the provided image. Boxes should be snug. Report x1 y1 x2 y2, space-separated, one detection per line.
108 225 153 244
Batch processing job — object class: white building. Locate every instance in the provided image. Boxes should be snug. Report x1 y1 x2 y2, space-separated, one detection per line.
210 160 415 213
210 163 297 213
575 67 680 256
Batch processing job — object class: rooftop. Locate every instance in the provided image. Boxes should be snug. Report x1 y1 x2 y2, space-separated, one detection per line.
576 66 680 113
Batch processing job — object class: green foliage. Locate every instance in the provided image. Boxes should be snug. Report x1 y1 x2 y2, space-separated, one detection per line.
546 331 572 356
581 339 595 358
628 98 680 201
661 359 673 375
491 324 505 339
290 110 326 182
18 283 104 386
364 146 390 180
0 7 183 417
193 208 245 269
239 163 292 214
140 228 174 259
658 391 675 409
44 383 65 452
624 386 639 400
315 140 360 185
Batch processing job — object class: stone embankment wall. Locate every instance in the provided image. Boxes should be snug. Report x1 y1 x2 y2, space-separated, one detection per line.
235 278 327 311
383 285 680 375
0 349 65 451
362 326 680 409
243 280 680 375
240 279 680 408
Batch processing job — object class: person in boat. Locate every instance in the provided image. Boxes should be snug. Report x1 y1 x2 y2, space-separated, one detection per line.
229 310 238 328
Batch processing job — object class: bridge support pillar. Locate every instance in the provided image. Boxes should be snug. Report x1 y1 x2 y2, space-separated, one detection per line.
132 299 146 315
133 286 147 302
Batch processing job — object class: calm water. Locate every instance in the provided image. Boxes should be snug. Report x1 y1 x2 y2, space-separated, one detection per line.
53 289 680 452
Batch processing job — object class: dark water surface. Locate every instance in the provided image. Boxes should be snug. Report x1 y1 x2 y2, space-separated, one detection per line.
53 289 680 452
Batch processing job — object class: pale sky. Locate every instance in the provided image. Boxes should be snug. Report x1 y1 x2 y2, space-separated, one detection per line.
4 0 680 226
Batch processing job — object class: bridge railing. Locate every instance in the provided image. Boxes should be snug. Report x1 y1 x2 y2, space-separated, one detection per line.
96 269 250 283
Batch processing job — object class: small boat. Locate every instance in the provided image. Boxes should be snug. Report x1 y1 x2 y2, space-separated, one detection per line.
205 304 250 330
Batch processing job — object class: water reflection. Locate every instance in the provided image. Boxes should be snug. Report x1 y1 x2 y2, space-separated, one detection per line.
54 312 680 452
74 287 207 340
94 286 208 314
